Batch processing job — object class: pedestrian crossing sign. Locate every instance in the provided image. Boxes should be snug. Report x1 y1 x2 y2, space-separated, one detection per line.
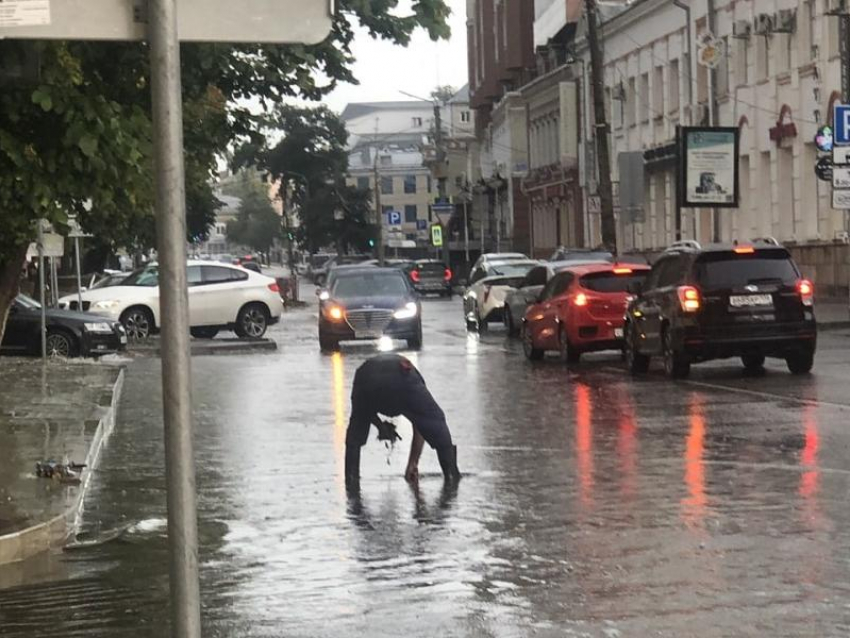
430 224 443 247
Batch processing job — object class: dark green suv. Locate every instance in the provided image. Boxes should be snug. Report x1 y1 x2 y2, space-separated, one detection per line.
624 240 817 379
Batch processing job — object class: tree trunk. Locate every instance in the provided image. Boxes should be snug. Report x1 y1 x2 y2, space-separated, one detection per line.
0 243 30 347
585 0 618 254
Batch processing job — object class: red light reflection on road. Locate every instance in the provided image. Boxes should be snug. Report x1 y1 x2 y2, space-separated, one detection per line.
799 406 820 500
681 394 707 530
617 390 638 498
574 382 594 508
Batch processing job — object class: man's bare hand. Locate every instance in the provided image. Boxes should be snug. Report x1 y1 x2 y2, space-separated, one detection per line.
404 464 419 483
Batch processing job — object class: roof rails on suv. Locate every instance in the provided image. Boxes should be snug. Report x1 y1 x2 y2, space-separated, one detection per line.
663 240 702 253
750 236 781 246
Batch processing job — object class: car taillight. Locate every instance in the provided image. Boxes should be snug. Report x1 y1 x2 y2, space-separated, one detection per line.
798 279 814 306
677 285 701 312
574 292 588 307
268 282 280 293
410 270 420 283
444 268 452 282
613 267 633 275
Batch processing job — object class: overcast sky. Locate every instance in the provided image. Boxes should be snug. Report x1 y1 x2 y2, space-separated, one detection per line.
322 0 469 113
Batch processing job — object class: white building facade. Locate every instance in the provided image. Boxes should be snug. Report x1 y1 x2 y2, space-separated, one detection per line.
574 0 847 255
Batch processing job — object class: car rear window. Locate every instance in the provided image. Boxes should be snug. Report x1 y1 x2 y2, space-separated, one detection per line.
332 273 409 298
418 263 446 273
580 271 648 293
556 251 613 262
694 251 799 289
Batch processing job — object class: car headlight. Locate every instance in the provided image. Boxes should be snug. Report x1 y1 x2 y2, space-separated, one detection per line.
84 322 114 333
465 290 477 300
318 290 330 301
323 305 345 321
91 300 120 310
393 302 418 319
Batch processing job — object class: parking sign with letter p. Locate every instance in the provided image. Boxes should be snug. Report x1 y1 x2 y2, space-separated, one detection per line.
836 105 850 146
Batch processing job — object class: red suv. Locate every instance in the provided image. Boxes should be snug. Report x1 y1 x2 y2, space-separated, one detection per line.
522 263 650 362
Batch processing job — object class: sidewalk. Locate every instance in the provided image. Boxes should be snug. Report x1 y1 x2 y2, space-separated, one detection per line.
0 359 124 565
818 298 850 329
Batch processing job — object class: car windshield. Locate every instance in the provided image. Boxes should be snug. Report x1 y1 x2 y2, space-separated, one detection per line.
694 251 798 290
91 274 126 289
580 271 648 293
121 266 159 287
332 273 410 298
16 294 41 310
488 262 536 277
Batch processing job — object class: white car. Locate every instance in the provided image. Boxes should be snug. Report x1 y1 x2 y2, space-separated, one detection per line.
463 259 539 332
58 260 283 340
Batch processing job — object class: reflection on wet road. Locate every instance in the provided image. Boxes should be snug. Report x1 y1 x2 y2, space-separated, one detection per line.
2 299 850 637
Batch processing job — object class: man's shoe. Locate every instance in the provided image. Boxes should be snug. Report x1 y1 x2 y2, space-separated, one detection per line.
437 445 461 482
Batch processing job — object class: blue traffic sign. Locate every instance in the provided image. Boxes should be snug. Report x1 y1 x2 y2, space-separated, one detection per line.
836 105 850 146
416 219 427 230
386 210 402 226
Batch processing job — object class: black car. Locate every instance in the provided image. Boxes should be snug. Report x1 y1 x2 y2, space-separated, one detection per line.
624 240 817 379
403 260 453 297
1 294 127 358
549 247 614 263
318 268 422 352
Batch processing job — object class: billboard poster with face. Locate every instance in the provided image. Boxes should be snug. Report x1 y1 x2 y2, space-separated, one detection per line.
680 127 740 208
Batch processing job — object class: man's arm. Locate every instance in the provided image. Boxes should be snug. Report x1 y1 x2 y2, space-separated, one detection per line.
405 427 425 482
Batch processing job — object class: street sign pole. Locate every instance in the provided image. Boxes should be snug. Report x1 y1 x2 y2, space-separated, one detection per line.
149 0 202 635
37 220 46 359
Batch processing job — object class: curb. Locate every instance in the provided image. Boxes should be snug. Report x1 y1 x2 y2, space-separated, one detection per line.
0 368 125 565
131 337 278 356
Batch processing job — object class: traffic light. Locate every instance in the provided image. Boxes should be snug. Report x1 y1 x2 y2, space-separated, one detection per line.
287 232 294 241
368 239 375 248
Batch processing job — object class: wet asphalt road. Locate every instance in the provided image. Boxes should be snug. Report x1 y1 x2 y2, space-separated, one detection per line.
2 296 850 637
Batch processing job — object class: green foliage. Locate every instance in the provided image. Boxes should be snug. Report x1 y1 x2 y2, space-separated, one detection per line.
226 189 282 254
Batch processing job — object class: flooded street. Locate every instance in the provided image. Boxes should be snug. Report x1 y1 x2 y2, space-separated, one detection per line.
2 298 850 637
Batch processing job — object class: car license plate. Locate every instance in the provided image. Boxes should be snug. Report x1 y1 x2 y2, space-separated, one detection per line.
355 330 382 340
614 328 623 338
729 294 773 307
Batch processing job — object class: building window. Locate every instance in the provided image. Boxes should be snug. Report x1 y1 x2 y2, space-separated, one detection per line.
404 174 417 194
639 72 650 123
828 8 841 58
406 233 417 241
379 154 392 167
653 66 664 116
801 0 816 62
461 110 471 123
696 61 708 104
404 205 418 223
755 36 768 80
626 77 636 127
668 59 680 113
776 34 792 74
412 117 423 127
427 175 432 193
716 37 730 97
734 37 749 86
356 176 370 190
381 175 394 194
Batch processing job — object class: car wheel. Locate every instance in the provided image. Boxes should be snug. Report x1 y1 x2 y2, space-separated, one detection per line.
476 306 488 333
522 323 544 361
786 349 814 375
407 322 423 350
45 329 78 358
190 327 219 340
741 353 766 372
625 323 650 375
120 306 154 341
319 332 339 352
235 303 269 339
558 326 580 364
662 327 690 379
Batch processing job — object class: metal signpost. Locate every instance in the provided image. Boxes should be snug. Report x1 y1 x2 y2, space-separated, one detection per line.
2 2 333 636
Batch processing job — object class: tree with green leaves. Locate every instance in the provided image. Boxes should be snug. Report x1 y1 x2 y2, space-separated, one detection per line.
0 0 451 343
226 188 282 256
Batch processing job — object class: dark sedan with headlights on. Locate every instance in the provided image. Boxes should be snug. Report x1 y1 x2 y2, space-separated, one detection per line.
1 294 127 358
318 268 422 352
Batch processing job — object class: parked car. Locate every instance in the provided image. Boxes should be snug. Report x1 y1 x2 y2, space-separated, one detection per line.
623 240 817 378
58 260 282 340
403 260 453 297
313 254 372 286
463 259 539 331
469 252 528 276
307 252 335 283
1 294 127 358
502 258 612 336
548 247 614 263
522 262 650 362
318 268 422 351
239 260 263 274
